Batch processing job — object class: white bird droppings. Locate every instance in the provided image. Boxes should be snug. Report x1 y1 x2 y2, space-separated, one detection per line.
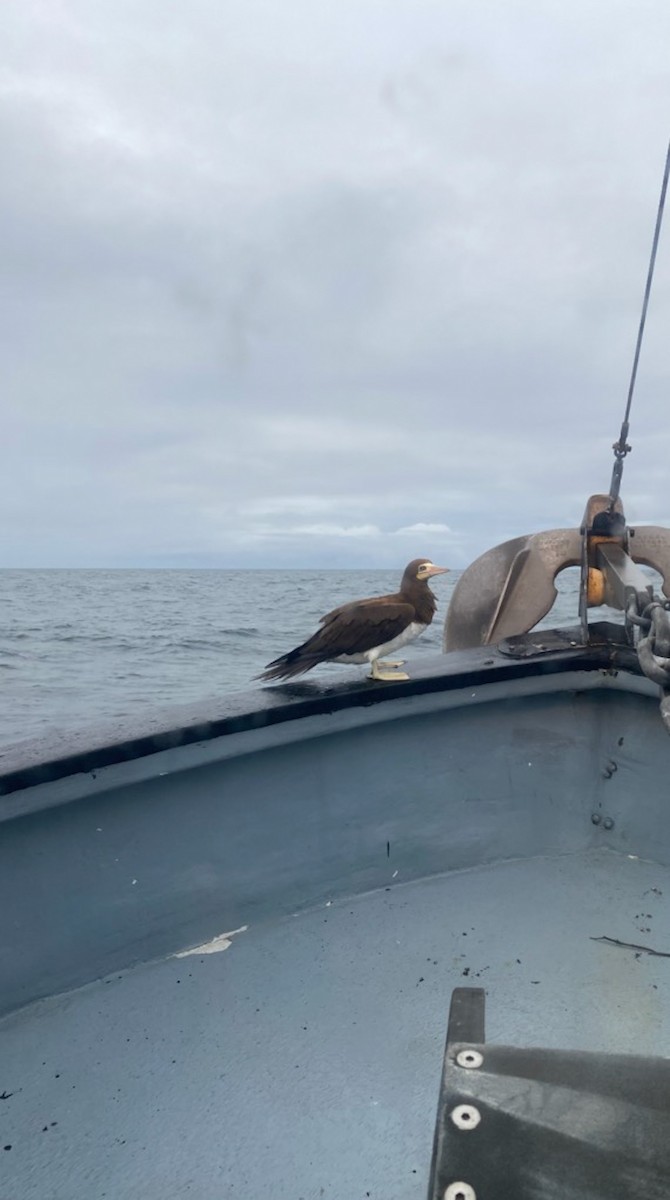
175 925 249 958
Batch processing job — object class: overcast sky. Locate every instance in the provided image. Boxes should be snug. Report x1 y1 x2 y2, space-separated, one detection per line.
2 0 670 568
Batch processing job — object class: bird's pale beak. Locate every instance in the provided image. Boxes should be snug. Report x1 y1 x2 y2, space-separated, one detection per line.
426 565 449 577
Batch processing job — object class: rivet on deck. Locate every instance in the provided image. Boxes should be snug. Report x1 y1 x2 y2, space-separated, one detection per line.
444 1183 476 1200
456 1049 483 1069
450 1104 481 1130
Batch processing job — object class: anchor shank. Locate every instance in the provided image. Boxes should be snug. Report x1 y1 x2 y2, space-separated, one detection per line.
596 542 654 614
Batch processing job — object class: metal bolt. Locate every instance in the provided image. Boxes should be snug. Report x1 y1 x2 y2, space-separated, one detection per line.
456 1050 483 1070
450 1104 481 1130
591 813 602 825
444 1185 476 1200
603 817 615 830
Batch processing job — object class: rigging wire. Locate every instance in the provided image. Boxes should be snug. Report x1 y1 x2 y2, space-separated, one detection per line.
609 139 670 507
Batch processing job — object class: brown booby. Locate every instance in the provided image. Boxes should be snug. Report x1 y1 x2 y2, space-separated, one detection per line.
258 558 449 683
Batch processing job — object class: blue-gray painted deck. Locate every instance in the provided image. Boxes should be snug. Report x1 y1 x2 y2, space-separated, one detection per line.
2 851 669 1199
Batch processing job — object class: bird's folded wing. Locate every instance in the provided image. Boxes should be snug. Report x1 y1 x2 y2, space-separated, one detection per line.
310 601 415 656
319 594 404 624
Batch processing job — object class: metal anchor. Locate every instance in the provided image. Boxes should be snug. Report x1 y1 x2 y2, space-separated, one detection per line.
444 494 670 652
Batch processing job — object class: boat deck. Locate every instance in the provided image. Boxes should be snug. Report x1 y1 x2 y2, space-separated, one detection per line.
2 846 669 1200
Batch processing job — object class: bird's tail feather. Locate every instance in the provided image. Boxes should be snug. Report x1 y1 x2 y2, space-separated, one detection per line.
256 647 322 682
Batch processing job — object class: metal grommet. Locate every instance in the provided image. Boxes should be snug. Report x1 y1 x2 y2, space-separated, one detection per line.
450 1104 481 1130
444 1183 476 1200
456 1049 483 1069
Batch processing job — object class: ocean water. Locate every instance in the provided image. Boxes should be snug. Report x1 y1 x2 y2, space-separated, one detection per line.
0 567 584 751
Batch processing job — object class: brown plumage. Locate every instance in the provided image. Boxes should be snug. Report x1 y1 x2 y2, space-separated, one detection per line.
257 558 449 683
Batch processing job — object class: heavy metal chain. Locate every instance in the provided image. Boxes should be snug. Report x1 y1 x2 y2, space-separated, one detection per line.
626 596 670 733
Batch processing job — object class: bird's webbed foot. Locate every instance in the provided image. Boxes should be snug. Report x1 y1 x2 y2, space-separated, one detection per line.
368 660 409 682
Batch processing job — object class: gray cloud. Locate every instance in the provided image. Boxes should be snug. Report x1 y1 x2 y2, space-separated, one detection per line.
2 0 670 567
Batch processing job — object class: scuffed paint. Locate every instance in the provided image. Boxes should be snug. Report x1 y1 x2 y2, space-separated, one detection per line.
175 925 248 958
